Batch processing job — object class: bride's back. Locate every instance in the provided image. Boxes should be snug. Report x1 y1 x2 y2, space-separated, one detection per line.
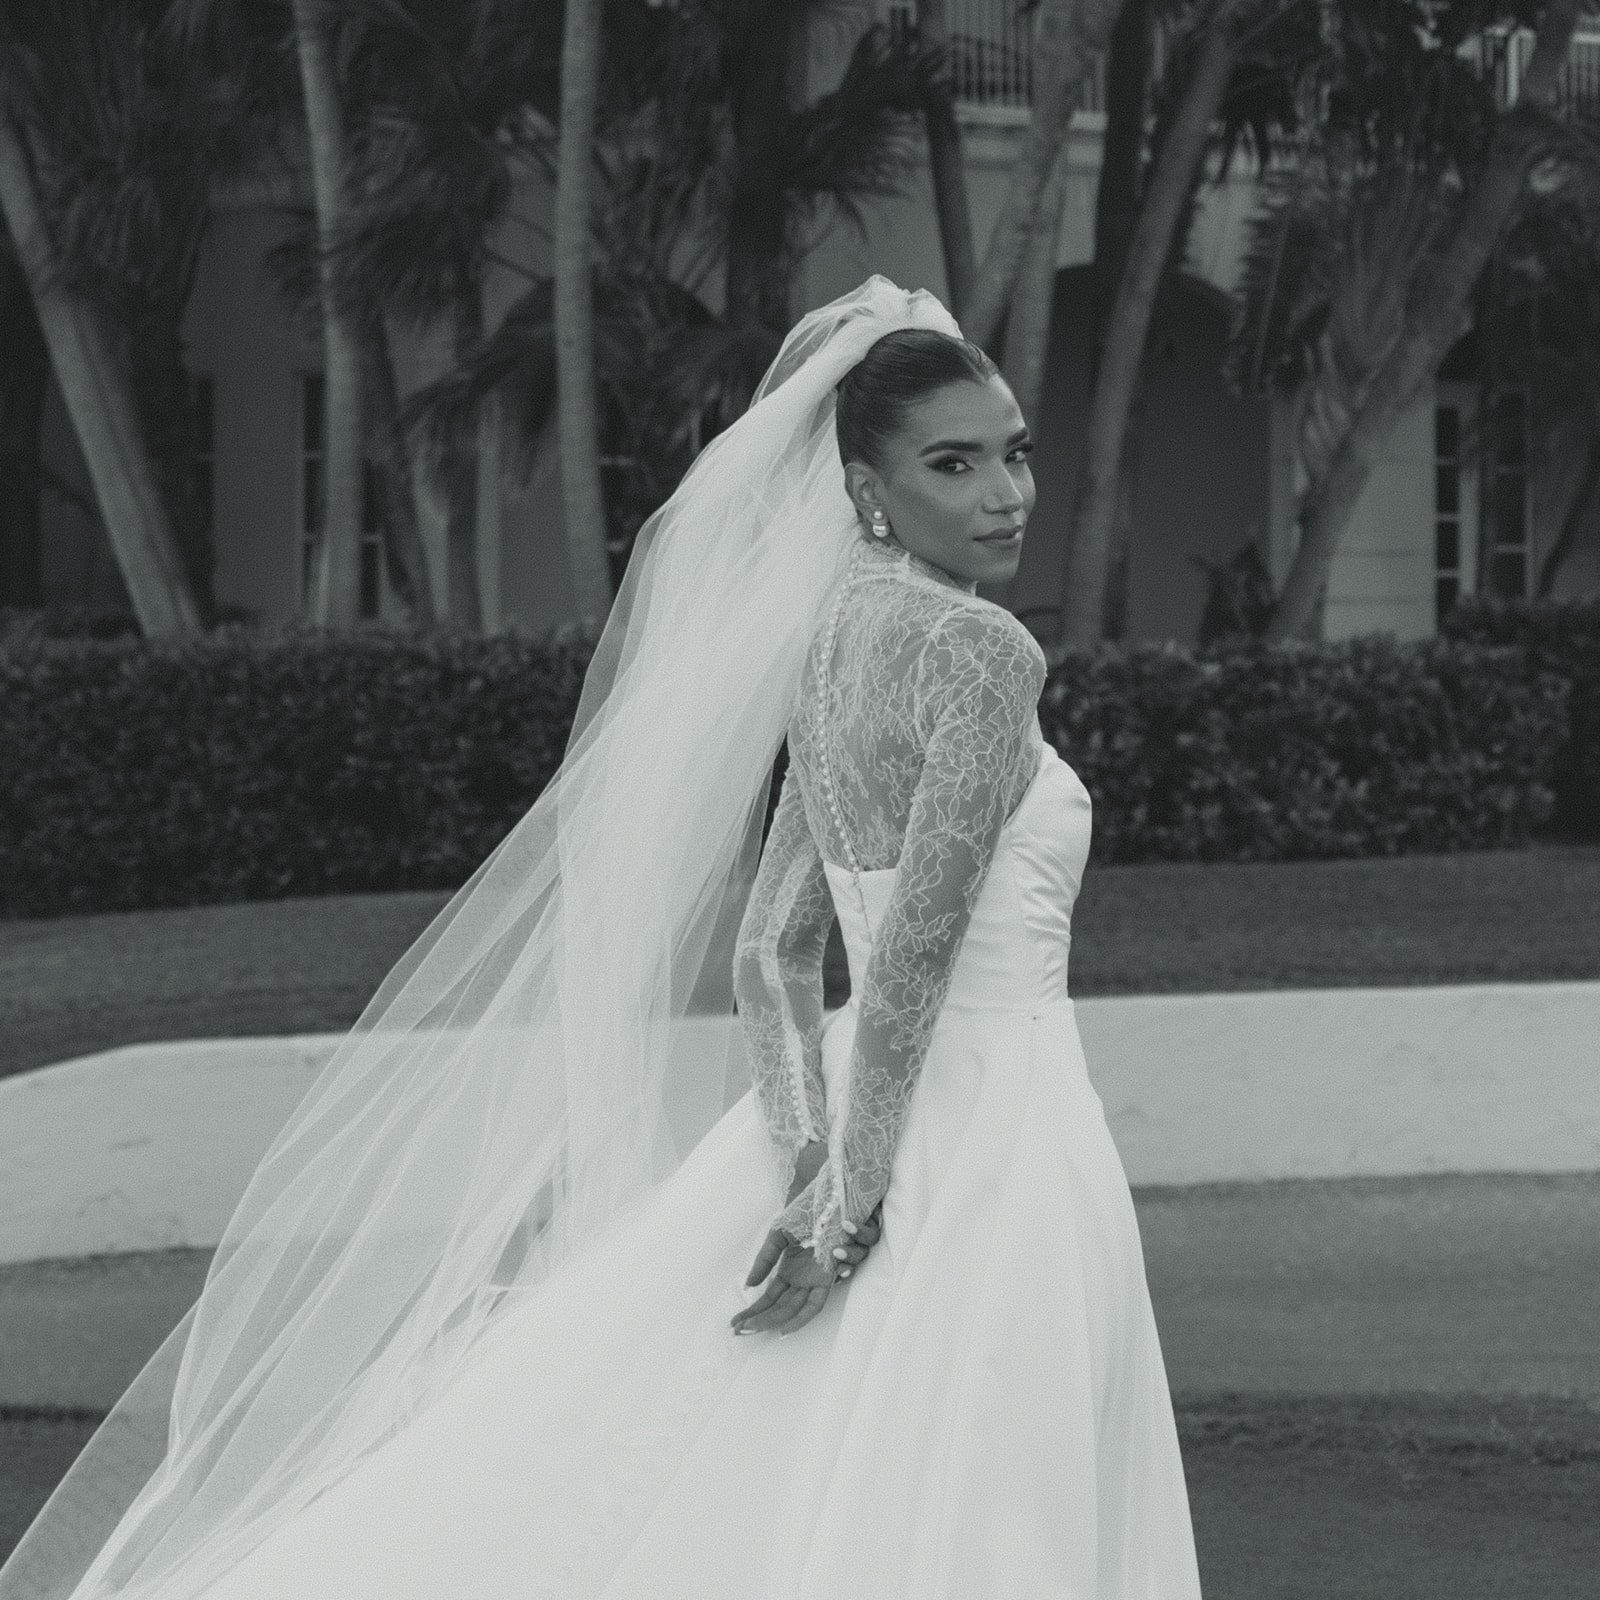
785 540 1044 875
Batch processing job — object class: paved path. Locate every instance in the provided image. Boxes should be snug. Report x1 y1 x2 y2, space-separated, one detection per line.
8 1173 1600 1596
6 1171 1598 1412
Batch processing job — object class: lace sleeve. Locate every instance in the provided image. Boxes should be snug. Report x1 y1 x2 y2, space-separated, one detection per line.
732 757 833 1201
774 605 1045 1266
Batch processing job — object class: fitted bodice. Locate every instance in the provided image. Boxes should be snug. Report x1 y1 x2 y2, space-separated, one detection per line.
824 740 1092 1015
733 539 1076 1264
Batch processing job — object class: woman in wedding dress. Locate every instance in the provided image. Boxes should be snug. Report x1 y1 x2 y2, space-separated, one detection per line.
1 278 1201 1600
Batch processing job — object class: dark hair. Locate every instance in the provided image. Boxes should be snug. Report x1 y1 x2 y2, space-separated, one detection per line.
835 328 1000 471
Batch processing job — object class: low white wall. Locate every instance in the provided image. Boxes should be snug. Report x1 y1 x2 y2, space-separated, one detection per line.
2 982 1596 1264
1076 982 1600 1186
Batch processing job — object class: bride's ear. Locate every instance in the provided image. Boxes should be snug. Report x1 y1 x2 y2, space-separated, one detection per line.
843 461 886 529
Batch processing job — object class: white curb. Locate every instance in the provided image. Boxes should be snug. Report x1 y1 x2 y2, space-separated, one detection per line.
2 982 1596 1265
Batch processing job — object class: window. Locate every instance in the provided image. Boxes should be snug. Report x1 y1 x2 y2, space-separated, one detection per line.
299 372 383 618
1485 387 1530 599
1434 403 1464 625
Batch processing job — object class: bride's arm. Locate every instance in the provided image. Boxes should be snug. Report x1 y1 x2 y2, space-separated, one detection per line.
773 606 1045 1266
733 756 835 1204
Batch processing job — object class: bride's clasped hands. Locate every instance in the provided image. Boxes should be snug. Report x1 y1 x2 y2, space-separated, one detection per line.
731 1137 884 1338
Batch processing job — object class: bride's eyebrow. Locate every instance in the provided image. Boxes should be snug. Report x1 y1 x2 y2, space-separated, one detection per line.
919 428 1031 456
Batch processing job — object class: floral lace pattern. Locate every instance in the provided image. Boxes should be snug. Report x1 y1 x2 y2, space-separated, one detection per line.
733 537 1047 1268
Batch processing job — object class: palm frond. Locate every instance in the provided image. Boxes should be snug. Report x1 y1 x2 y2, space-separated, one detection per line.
776 23 934 240
398 277 555 482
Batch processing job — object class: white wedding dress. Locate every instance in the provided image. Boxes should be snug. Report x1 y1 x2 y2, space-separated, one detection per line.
189 538 1202 1600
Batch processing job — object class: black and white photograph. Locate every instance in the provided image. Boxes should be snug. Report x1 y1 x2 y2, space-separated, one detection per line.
2 0 1598 1594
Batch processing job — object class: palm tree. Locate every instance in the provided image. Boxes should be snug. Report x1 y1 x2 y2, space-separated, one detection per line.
0 1 204 635
399 0 937 593
718 6 938 348
554 0 611 622
1000 147 1070 423
1059 0 1155 638
172 0 441 627
0 232 48 607
1059 0 1291 646
329 0 568 630
962 0 1127 352
292 0 366 627
917 0 977 317
1261 0 1585 639
1491 183 1600 594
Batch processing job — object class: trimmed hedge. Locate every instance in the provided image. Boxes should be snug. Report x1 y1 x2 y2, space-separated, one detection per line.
0 626 1571 918
1441 596 1600 837
0 629 593 918
1039 636 1567 863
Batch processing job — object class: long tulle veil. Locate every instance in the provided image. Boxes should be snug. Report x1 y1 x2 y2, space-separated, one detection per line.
0 276 962 1600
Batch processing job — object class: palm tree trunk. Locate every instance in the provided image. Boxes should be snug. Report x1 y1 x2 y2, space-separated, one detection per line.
358 312 436 627
919 0 976 319
0 110 200 636
554 0 613 621
962 0 1127 352
726 6 795 335
132 310 215 620
447 275 484 631
1100 383 1146 638
1000 147 1068 424
292 0 364 629
0 244 48 606
1060 0 1237 646
1266 0 1583 641
1538 426 1600 598
1087 0 1154 643
1094 0 1151 293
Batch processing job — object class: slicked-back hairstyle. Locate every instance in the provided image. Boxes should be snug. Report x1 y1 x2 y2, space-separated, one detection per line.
835 328 1000 472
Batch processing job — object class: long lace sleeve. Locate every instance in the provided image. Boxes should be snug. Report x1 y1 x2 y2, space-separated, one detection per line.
775 605 1045 1265
732 757 834 1202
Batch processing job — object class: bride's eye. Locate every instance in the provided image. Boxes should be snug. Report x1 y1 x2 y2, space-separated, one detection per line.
1007 441 1034 462
930 457 971 474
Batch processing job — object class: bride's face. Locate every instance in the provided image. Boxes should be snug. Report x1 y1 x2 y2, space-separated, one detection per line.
844 375 1035 586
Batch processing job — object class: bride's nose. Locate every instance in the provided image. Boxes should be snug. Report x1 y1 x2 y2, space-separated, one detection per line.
982 473 1026 514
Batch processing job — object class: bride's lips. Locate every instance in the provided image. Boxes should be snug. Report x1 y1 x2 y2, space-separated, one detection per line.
976 524 1025 545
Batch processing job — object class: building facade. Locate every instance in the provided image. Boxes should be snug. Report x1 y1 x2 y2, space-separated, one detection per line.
21 7 1600 643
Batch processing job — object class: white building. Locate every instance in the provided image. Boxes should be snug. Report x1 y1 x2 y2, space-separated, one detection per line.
22 7 1600 643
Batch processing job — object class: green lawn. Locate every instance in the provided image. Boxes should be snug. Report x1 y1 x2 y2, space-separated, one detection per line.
1066 839 1600 997
2 843 1597 1080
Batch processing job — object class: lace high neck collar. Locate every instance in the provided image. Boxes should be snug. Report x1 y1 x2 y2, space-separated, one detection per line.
855 535 978 596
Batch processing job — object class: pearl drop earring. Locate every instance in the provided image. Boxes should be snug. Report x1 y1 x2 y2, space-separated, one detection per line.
870 509 890 539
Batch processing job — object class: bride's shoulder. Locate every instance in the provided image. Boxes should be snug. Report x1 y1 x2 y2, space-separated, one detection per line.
913 596 1046 725
922 595 1047 687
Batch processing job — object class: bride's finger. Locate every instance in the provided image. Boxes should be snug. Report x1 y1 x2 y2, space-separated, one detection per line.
730 1280 785 1330
776 1285 830 1337
738 1284 808 1334
744 1229 787 1287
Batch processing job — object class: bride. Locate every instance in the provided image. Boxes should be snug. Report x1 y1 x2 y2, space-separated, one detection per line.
1 278 1202 1599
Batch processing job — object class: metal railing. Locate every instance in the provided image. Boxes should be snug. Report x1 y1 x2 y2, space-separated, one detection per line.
1467 25 1600 118
888 0 1106 113
895 7 1600 122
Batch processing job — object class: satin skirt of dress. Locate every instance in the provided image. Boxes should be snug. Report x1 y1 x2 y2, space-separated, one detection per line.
198 994 1202 1600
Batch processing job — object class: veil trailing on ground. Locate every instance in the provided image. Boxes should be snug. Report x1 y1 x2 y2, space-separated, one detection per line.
0 277 962 1600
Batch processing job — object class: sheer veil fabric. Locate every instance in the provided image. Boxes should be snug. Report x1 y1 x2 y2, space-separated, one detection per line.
0 277 965 1600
